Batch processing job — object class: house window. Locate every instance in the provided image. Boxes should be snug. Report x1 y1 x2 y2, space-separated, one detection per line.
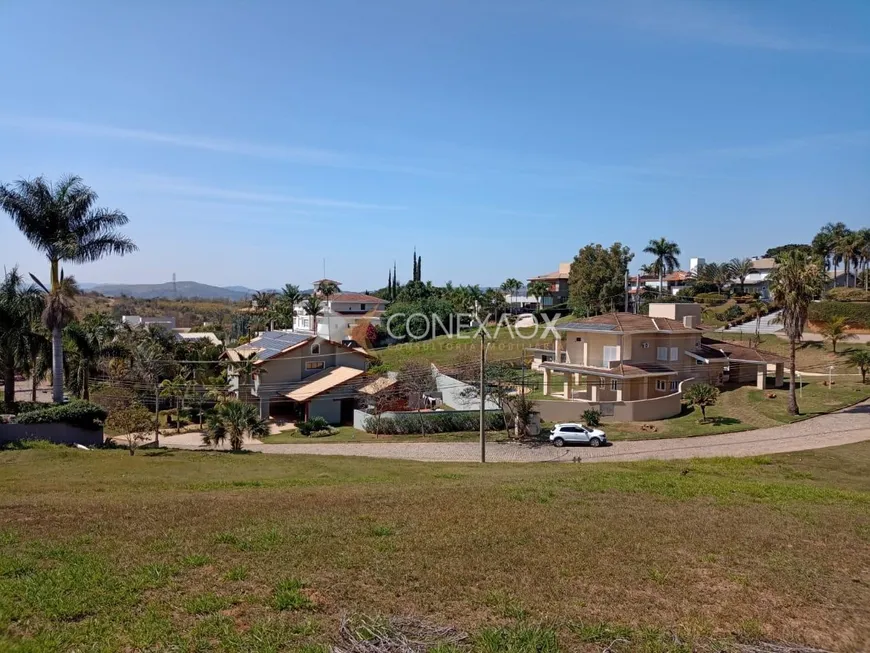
696 358 704 365
669 381 678 391
669 347 679 361
656 347 668 361
305 361 325 371
656 380 667 391
603 346 619 366
610 379 619 391
310 343 321 355
541 354 552 362
575 337 582 342
360 303 365 310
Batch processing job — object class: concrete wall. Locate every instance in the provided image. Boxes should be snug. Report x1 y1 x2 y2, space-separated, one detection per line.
309 397 342 424
648 303 702 321
432 367 499 411
536 389 683 423
0 423 104 446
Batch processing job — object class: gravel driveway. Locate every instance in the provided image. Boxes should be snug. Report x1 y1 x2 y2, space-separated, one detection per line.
162 400 870 463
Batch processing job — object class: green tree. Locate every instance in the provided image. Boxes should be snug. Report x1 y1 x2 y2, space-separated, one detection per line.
0 175 136 403
764 244 812 259
846 349 870 384
692 262 731 295
500 278 522 310
63 320 127 401
275 283 302 329
0 267 42 412
812 222 849 280
836 230 862 288
160 374 190 434
683 383 719 423
315 280 339 304
769 250 826 415
527 280 550 306
202 400 269 451
568 242 634 315
106 402 155 455
301 294 323 332
817 316 856 354
728 258 756 295
643 238 681 297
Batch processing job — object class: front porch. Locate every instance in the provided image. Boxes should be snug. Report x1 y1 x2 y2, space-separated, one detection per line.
538 362 678 403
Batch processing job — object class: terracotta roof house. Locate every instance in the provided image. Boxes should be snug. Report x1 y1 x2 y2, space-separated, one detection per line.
224 331 374 424
631 270 691 297
528 262 570 307
531 303 785 421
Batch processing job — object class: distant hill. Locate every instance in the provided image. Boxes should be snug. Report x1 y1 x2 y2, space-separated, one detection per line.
88 281 252 300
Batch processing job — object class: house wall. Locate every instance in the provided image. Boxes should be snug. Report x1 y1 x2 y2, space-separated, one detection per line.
536 390 683 423
309 397 342 424
647 303 702 321
0 423 104 446
563 331 702 379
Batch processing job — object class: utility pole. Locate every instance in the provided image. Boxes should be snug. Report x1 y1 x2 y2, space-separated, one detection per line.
479 330 486 463
624 270 629 313
154 383 160 448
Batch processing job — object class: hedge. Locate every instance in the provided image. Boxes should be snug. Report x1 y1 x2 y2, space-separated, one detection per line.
694 292 728 306
824 288 870 303
808 302 870 328
15 402 107 431
364 411 505 435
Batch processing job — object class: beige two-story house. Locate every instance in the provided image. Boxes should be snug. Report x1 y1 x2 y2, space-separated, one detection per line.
225 330 374 424
533 303 785 421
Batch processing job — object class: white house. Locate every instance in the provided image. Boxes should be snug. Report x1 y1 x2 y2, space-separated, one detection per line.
293 280 387 341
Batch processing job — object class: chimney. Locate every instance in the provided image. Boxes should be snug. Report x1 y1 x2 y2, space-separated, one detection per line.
683 315 697 329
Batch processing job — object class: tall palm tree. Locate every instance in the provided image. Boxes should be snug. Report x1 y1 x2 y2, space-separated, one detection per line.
0 267 42 412
768 250 825 415
728 258 755 295
302 294 324 333
812 222 849 283
643 238 681 297
500 278 522 310
0 175 136 403
276 283 302 329
836 231 862 288
527 280 550 306
857 228 870 291
816 316 856 354
202 400 269 451
316 280 340 304
160 374 190 434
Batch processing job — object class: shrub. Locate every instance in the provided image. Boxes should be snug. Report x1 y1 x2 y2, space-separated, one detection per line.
808 302 870 329
296 416 331 437
582 409 601 427
694 292 727 306
364 411 505 435
824 287 870 302
15 402 107 431
720 305 743 322
683 383 720 423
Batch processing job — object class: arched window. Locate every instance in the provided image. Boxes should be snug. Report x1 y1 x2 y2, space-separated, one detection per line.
310 342 321 355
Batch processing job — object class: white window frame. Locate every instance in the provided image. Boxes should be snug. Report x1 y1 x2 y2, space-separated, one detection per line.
669 347 679 362
305 361 325 371
656 346 668 361
655 379 667 391
310 343 321 355
669 380 678 391
610 379 619 391
603 346 619 367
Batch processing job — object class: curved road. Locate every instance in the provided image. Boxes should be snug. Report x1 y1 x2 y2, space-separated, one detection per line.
164 400 870 463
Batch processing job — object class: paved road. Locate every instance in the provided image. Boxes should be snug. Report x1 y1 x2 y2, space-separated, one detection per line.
162 399 870 463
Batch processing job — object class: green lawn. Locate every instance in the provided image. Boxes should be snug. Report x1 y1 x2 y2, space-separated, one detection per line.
259 426 510 444
603 378 870 440
1 443 869 651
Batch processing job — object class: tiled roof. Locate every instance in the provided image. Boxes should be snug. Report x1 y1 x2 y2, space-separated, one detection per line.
285 366 365 402
559 312 700 333
331 292 386 303
529 270 569 281
693 338 786 364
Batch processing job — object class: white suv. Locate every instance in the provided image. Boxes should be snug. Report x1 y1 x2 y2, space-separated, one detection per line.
549 423 606 447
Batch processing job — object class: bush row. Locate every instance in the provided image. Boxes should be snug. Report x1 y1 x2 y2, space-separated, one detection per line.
364 411 505 435
808 301 870 328
14 402 107 431
824 288 870 303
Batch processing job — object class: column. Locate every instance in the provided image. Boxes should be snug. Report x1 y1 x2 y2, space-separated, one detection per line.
542 368 551 396
589 382 599 402
774 363 784 388
573 373 581 384
756 367 766 390
564 374 574 400
615 381 623 402
554 335 562 362
259 396 269 420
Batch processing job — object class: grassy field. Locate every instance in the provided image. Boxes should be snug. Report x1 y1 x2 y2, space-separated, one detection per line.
259 426 510 445
2 443 869 652
602 378 870 440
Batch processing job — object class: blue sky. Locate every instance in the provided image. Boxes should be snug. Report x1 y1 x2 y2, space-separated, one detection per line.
1 0 868 291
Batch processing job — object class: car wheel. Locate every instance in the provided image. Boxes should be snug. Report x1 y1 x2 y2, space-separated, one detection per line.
553 437 565 447
589 437 601 448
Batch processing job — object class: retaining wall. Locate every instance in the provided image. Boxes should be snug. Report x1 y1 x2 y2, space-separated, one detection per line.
0 423 104 446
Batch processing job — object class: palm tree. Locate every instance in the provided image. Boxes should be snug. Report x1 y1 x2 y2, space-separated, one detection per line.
857 228 870 292
527 280 550 307
836 231 862 287
812 222 849 283
316 280 340 304
302 294 324 333
768 250 825 415
0 175 136 403
847 349 870 384
160 374 190 434
202 400 269 451
728 258 756 295
63 320 127 401
816 316 856 354
276 283 302 329
500 278 523 310
643 238 681 297
0 267 42 412
692 262 730 294
746 298 767 347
